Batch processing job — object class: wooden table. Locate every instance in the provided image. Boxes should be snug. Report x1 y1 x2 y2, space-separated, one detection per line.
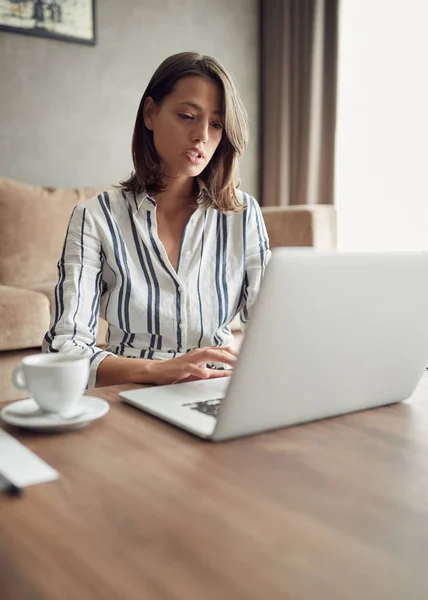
1 374 428 600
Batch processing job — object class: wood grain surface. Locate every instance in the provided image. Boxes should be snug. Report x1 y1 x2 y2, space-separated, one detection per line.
1 374 428 600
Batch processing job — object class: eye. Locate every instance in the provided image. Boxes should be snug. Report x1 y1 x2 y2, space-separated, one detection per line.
211 122 224 131
178 113 193 120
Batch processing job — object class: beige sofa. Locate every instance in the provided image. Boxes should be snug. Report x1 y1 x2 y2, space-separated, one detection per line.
0 177 337 402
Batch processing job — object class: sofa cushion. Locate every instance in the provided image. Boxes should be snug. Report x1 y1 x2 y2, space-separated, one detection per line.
0 286 50 351
0 178 103 287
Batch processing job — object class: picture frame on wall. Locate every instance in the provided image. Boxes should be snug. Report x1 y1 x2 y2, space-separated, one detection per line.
0 0 96 46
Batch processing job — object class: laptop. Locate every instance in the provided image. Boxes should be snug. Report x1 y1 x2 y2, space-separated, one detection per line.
120 249 428 441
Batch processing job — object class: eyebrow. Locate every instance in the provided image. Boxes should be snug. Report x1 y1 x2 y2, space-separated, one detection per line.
177 101 221 116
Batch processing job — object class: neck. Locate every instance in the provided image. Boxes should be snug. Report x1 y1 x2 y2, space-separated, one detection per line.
155 176 197 213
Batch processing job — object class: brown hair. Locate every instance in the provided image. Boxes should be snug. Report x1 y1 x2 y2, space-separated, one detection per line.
120 52 249 212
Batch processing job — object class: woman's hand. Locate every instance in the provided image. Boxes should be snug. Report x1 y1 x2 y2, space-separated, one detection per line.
96 347 238 387
145 346 238 385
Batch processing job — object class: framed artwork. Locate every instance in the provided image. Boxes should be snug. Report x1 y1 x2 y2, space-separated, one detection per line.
0 0 96 46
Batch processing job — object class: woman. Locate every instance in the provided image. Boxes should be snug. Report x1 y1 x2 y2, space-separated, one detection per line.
43 52 270 388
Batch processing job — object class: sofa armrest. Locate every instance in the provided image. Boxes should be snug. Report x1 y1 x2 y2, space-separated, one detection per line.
261 205 337 249
0 285 50 352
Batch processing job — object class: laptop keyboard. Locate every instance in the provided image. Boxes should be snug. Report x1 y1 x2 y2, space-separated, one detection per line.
182 398 223 419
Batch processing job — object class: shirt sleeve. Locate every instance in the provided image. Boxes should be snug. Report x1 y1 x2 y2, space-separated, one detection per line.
42 203 113 388
239 196 271 330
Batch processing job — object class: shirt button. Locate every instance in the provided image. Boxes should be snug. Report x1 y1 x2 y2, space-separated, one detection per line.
178 287 182 293
179 323 184 329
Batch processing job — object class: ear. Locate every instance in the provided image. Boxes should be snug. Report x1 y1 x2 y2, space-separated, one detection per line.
143 97 157 131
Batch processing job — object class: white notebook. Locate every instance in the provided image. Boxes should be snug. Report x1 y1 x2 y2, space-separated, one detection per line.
0 428 59 488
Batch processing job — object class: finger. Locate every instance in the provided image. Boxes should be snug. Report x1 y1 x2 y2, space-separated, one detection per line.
218 345 239 357
174 367 208 384
176 374 201 383
201 345 239 358
206 369 233 379
187 364 210 379
199 349 237 366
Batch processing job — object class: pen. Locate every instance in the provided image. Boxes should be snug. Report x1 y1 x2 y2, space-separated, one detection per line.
0 472 24 497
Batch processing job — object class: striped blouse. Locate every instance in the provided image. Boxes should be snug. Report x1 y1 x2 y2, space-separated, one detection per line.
42 186 270 387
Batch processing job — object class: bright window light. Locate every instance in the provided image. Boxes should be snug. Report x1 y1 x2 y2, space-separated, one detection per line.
335 0 428 251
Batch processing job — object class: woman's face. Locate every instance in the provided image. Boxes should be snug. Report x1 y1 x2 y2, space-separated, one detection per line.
144 75 224 180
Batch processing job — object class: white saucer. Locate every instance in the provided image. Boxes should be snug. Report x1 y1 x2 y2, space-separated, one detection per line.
0 396 110 432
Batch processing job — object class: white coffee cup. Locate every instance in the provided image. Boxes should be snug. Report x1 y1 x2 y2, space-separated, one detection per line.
12 354 90 415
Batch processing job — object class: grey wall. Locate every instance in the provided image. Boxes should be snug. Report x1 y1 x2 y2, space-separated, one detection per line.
0 0 259 197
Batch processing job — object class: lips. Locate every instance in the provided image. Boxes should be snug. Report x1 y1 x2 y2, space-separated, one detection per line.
188 146 205 157
184 148 205 165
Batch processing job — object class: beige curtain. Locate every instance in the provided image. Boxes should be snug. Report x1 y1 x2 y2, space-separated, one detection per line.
260 0 340 206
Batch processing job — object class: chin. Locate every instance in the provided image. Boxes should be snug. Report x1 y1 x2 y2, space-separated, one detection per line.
163 155 208 179
188 166 205 177
171 165 205 178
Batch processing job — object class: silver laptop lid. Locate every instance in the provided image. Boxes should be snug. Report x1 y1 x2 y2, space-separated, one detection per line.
213 249 428 441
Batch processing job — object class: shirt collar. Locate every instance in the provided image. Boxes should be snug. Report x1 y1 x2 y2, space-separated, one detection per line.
132 177 210 214
196 177 210 207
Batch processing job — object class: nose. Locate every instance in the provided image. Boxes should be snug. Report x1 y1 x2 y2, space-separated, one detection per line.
192 119 209 144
